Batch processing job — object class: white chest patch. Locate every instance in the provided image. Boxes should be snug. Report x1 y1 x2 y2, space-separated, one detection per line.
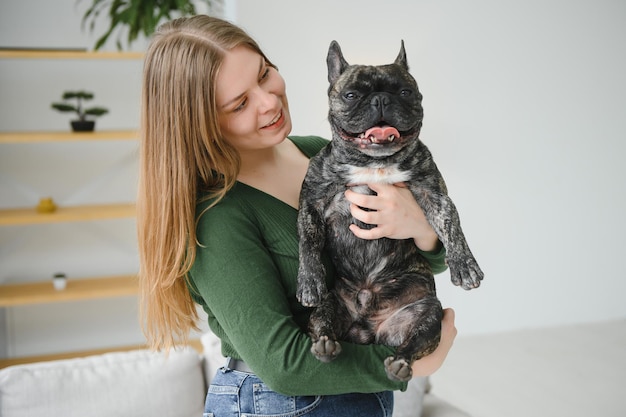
345 164 411 185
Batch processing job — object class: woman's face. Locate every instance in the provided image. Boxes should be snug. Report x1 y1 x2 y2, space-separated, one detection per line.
216 46 292 153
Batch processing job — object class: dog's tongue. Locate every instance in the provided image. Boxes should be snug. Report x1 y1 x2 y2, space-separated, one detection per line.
364 126 400 142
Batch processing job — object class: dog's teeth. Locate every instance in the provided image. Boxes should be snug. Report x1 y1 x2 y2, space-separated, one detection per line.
388 135 395 141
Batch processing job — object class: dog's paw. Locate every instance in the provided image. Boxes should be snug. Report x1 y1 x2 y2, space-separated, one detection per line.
384 357 412 382
311 336 342 363
449 256 484 290
296 272 327 307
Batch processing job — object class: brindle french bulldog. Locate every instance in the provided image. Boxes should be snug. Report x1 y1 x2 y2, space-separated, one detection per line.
296 40 484 381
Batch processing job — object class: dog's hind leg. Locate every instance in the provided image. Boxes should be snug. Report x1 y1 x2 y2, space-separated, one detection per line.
378 296 443 381
307 292 351 363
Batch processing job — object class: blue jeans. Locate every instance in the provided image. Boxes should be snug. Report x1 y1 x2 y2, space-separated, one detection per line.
204 366 394 417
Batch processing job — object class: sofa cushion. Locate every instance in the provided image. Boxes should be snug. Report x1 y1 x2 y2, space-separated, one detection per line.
0 348 205 417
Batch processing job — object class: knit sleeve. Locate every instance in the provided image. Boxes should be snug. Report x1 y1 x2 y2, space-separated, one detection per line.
419 244 448 275
188 195 408 396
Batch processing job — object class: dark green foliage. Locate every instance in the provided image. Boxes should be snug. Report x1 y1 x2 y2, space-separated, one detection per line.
81 0 218 50
51 90 109 121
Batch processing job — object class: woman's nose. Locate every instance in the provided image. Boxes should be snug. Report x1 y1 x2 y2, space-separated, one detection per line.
255 86 277 113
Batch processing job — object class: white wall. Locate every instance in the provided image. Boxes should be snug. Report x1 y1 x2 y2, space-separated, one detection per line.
235 0 626 334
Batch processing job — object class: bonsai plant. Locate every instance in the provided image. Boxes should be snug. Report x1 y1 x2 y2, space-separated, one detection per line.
81 0 221 50
51 90 109 132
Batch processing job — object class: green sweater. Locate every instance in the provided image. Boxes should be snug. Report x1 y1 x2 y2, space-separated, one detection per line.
187 135 447 396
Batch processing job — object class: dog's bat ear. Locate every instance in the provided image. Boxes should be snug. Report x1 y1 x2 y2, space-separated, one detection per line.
327 40 349 85
394 40 409 71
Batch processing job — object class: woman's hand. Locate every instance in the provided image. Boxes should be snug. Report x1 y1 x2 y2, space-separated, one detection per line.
411 308 457 376
344 182 440 252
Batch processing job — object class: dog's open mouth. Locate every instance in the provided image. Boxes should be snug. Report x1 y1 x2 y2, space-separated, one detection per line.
343 125 401 146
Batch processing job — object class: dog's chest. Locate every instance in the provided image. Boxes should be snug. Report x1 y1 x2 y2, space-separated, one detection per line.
344 163 411 185
323 162 411 222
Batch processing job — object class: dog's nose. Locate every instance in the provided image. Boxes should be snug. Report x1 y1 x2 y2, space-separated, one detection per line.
371 94 393 121
370 94 391 108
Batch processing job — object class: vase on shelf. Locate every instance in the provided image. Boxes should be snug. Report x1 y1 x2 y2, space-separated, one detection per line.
36 197 57 213
52 273 67 291
71 120 96 132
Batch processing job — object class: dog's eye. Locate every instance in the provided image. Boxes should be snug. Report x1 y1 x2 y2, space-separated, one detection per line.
344 92 358 100
400 89 412 97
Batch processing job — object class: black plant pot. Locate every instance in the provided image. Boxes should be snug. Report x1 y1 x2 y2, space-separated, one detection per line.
71 120 95 132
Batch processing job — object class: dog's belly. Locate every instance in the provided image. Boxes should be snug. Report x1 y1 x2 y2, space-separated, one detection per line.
336 274 434 346
321 176 437 346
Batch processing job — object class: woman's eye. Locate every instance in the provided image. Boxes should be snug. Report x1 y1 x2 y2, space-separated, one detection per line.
260 67 270 81
234 98 247 112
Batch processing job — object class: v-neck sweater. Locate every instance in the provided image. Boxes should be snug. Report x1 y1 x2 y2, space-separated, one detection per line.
187 135 447 396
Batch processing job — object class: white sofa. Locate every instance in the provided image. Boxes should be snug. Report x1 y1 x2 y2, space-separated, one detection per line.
0 332 469 417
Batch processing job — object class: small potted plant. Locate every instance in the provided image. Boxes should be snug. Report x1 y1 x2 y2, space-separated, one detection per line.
51 90 109 132
52 272 67 291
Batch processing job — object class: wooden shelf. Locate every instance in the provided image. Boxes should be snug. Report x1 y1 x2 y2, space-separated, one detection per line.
0 49 143 60
0 46 147 367
0 129 138 143
0 339 202 369
0 203 136 226
0 274 138 307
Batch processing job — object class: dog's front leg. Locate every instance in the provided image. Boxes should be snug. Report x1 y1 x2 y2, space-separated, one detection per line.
410 188 484 290
296 181 329 307
307 292 347 362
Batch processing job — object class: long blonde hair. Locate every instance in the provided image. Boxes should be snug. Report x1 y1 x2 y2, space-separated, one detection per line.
137 15 274 351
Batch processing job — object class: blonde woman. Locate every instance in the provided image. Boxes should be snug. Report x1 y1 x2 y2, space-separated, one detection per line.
138 15 456 417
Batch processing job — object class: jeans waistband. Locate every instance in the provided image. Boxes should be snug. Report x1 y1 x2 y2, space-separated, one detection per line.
225 357 254 373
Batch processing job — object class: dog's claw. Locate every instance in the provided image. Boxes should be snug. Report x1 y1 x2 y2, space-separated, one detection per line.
384 357 413 382
296 271 327 306
448 256 484 290
311 336 342 362
296 286 326 307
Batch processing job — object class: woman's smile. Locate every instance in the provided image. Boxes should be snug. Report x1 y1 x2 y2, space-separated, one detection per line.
262 110 285 130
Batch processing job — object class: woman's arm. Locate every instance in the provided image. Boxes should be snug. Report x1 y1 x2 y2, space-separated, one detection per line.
411 308 457 376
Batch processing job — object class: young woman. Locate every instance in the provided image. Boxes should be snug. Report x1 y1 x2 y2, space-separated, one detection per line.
138 15 457 417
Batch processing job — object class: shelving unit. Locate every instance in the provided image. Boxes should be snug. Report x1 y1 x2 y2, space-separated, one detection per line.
0 343 148 369
0 203 136 226
0 275 138 307
0 129 138 143
0 339 203 369
0 49 143 60
0 49 143 365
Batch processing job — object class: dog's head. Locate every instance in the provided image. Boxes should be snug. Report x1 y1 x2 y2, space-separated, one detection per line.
326 40 423 158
